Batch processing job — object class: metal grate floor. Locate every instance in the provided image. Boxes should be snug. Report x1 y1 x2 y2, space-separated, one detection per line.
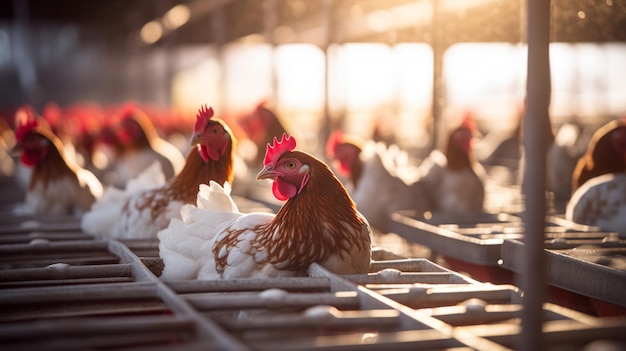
0 178 625 350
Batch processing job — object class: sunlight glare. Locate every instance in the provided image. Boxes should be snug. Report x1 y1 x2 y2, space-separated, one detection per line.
140 21 163 44
223 43 273 114
275 44 325 111
163 4 190 30
171 57 222 113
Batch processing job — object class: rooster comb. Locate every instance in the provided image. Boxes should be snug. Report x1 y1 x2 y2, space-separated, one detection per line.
194 105 214 133
14 106 39 141
264 133 296 166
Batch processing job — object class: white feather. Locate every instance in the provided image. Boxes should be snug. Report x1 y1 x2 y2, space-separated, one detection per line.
158 180 282 280
81 161 166 238
566 172 626 238
350 141 430 232
104 146 182 189
20 175 99 216
419 148 486 214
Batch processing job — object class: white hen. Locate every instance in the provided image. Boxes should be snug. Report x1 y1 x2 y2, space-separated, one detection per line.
325 132 430 233
419 117 486 214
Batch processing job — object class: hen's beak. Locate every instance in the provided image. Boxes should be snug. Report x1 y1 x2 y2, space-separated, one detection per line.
257 166 279 181
190 132 205 146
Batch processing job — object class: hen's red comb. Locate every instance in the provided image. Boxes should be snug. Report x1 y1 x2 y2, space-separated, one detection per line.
15 106 39 142
119 102 139 120
194 105 214 133
42 102 62 126
264 133 296 166
325 130 344 158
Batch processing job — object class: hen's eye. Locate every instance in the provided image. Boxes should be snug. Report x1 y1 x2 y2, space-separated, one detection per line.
285 161 296 169
211 127 220 134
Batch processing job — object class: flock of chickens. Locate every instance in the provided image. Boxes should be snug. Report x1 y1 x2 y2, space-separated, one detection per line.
3 101 626 282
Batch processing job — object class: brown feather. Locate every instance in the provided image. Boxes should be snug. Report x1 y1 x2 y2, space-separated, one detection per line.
214 151 369 275
445 128 474 171
29 130 83 190
572 119 626 192
123 121 236 221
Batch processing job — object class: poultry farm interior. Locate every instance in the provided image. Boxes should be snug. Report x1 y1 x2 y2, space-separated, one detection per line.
0 0 626 350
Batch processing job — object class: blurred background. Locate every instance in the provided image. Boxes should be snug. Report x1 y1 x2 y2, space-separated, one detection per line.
0 0 625 156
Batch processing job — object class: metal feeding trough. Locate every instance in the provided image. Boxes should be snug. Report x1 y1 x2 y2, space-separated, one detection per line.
501 232 626 317
389 210 524 284
390 209 626 316
0 210 625 350
390 210 520 265
389 211 607 269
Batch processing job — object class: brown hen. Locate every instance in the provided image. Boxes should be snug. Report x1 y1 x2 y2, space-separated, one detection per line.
159 133 372 280
81 105 235 239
